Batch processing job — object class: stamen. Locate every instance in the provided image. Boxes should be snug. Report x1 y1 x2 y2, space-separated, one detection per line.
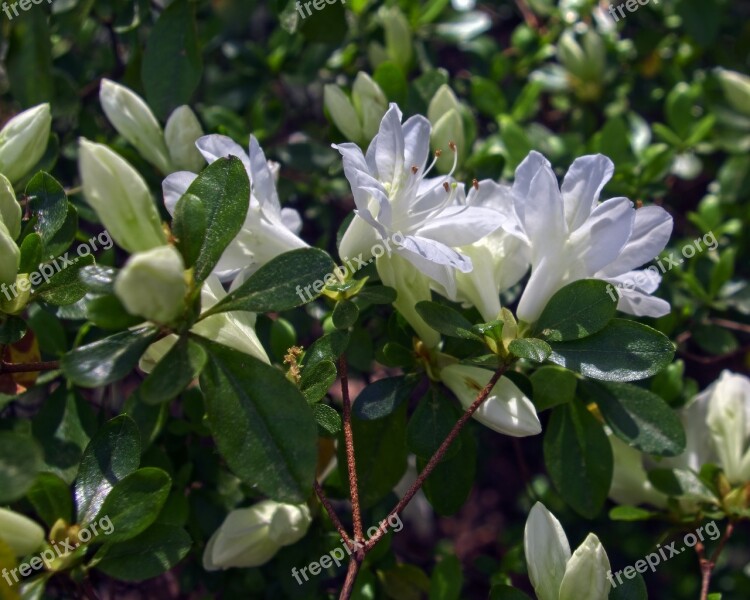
472 178 479 190
435 149 443 158
411 165 419 174
442 182 450 193
448 141 456 152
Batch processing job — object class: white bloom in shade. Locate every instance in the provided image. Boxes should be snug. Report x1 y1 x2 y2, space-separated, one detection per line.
440 364 541 436
114 245 187 324
163 134 307 282
335 104 504 342
705 371 750 484
0 103 51 184
139 275 269 373
525 503 611 600
0 174 21 239
99 79 173 174
508 152 672 323
608 432 667 508
0 221 19 287
79 139 167 253
164 106 206 172
203 501 311 570
0 508 45 557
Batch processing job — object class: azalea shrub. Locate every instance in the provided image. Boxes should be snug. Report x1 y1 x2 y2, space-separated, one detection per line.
0 0 748 599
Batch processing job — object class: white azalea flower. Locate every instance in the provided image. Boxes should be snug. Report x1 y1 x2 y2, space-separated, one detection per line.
505 151 672 323
524 502 611 600
163 134 307 282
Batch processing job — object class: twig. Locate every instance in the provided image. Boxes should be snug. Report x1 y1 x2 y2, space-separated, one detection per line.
339 558 361 600
696 520 735 600
313 481 352 546
339 356 364 544
0 360 60 374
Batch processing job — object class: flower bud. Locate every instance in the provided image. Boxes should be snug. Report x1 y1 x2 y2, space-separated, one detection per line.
0 104 51 184
559 533 611 600
715 68 750 117
608 432 667 508
324 84 363 142
706 371 750 484
79 139 167 252
440 364 542 436
0 220 20 287
428 86 467 172
0 174 21 239
164 106 206 173
352 72 388 141
202 501 311 571
379 6 412 71
99 79 173 173
114 245 187 325
524 502 571 600
0 508 45 557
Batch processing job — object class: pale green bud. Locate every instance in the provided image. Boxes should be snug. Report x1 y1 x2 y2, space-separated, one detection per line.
323 84 363 142
202 501 311 571
427 85 462 123
524 502 571 600
608 432 667 508
164 106 206 172
0 507 45 557
0 104 51 184
379 6 412 71
0 173 21 239
428 86 466 172
78 139 166 252
352 72 388 141
559 533 611 600
99 79 173 173
0 220 20 287
114 245 187 325
715 68 750 117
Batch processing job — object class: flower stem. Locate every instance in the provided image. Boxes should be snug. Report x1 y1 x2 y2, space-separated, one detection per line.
0 360 60 374
697 520 735 600
339 356 364 544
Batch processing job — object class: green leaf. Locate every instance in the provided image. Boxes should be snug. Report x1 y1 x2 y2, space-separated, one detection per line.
373 61 408 106
19 233 43 274
586 381 686 457
608 506 658 522
6 9 53 107
98 468 172 543
27 473 73 528
124 394 168 451
141 0 203 119
352 375 418 421
608 571 648 599
548 319 675 382
508 338 551 362
303 330 350 369
300 359 337 404
34 254 95 306
94 524 192 581
415 301 483 341
407 390 462 460
172 193 206 269
203 248 336 315
489 585 533 600
75 415 141 526
79 266 118 295
530 366 577 411
184 157 250 283
0 315 27 344
355 285 397 307
533 279 617 341
0 431 43 503
429 555 463 600
44 204 79 259
26 172 68 247
139 338 207 405
86 295 145 330
544 402 613 518
647 468 718 503
61 326 160 388
199 340 318 503
313 403 342 438
332 299 359 330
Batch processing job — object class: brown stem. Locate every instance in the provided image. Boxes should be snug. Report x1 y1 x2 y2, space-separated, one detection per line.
0 360 60 374
339 557 361 600
697 521 735 600
339 356 364 544
314 481 352 546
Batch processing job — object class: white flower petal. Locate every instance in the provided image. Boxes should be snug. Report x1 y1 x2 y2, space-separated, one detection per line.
561 154 614 231
249 135 281 214
196 134 251 173
374 104 405 187
558 533 611 600
280 207 303 234
524 502 571 600
521 160 567 249
402 114 432 173
568 197 635 274
162 171 198 215
416 206 504 247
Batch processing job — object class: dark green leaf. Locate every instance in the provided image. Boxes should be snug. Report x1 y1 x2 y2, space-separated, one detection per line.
0 431 43 503
533 279 617 341
429 555 463 600
141 0 203 119
139 338 207 405
300 359 337 404
27 472 73 528
609 571 648 599
530 366 577 411
332 299 359 330
43 204 79 259
75 415 141 525
34 254 95 306
6 9 53 107
544 402 613 518
353 375 418 421
79 266 118 295
548 319 675 382
407 390 462 460
204 248 336 315
26 172 68 246
0 315 27 344
172 193 206 269
303 330 350 369
19 233 43 274
355 285 397 307
489 585 533 600
415 301 483 341
199 340 318 503
61 326 159 388
508 338 552 362
313 403 342 438
98 468 172 543
86 295 145 330
648 468 717 502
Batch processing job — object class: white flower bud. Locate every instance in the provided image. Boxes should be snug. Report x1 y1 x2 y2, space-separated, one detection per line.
202 501 311 571
558 533 611 600
164 106 206 173
0 104 51 184
0 174 21 239
706 371 750 484
0 508 45 557
608 432 667 508
524 502 571 600
715 68 750 117
79 139 167 253
440 364 542 436
352 72 388 141
114 245 187 325
99 79 172 173
324 84 363 142
0 220 20 287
